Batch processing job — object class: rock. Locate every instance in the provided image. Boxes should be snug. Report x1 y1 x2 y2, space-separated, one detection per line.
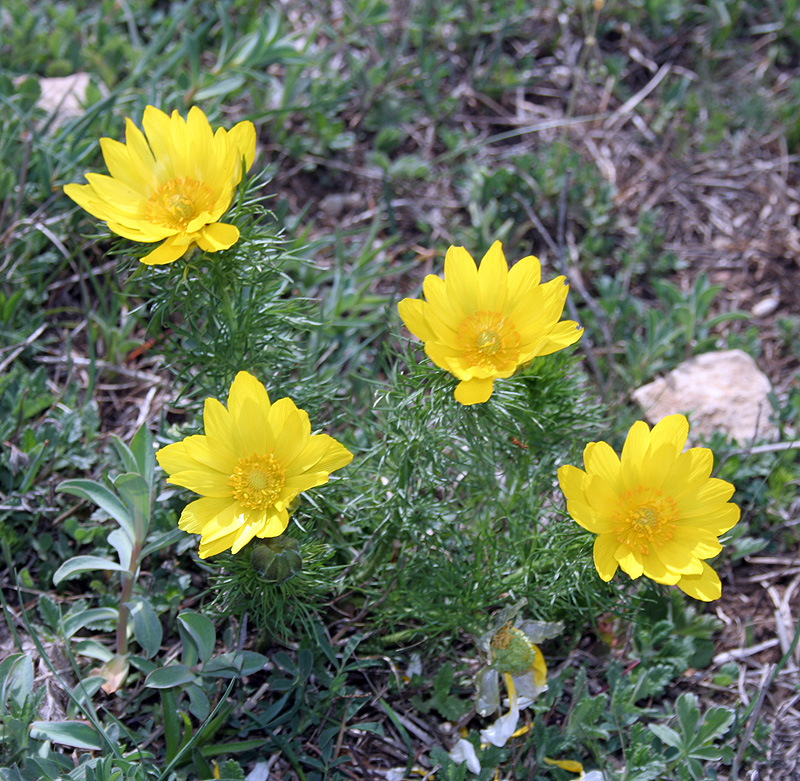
36 73 94 126
632 349 777 443
319 192 361 217
751 297 779 318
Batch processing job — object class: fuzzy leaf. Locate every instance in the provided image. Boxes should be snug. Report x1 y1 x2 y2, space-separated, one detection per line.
689 746 724 761
53 555 127 585
63 607 119 639
675 692 701 741
697 706 735 742
108 528 133 571
110 435 139 478
129 424 156 489
177 611 216 665
0 653 33 712
114 472 151 543
57 479 134 542
202 651 268 678
649 724 683 750
127 598 163 659
145 664 196 689
141 527 185 559
30 720 104 750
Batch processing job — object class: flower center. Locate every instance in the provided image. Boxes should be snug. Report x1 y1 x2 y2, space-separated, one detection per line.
228 453 286 509
490 622 539 676
145 177 216 230
458 311 521 370
613 486 677 554
477 330 502 354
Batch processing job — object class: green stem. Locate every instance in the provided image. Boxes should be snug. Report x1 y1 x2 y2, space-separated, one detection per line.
116 545 140 656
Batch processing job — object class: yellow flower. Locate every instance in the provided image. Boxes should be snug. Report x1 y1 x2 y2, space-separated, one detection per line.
397 241 583 405
156 371 352 558
63 106 256 265
557 414 740 601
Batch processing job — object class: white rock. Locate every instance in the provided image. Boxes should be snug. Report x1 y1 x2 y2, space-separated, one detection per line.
37 73 95 126
245 763 270 781
751 297 779 318
632 349 777 443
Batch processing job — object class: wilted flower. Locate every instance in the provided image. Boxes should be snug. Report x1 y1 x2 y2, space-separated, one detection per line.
397 241 583 405
64 106 256 265
557 414 740 601
474 602 562 747
157 371 352 558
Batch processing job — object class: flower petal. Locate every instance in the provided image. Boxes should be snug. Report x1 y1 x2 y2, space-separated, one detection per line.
449 739 482 775
183 434 237 474
454 377 494 405
475 666 500 716
140 236 193 266
534 319 584 356
178 496 236 535
286 433 353 475
593 535 619 581
583 441 623 494
615 544 644 579
227 371 269 455
398 298 434 342
198 527 243 558
100 135 155 194
422 273 465 331
557 464 588 504
544 758 585 774
621 421 651 475
566 498 614 534
444 245 479 318
141 106 176 175
195 221 240 252
480 698 520 747
167 468 232 498
506 255 541 307
157 441 193 475
254 506 290 537
476 241 508 312
203 397 237 453
676 561 722 601
649 414 689 458
228 120 257 172
270 400 311 465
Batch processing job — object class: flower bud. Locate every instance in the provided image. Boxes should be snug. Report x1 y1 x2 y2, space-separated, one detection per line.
250 536 303 583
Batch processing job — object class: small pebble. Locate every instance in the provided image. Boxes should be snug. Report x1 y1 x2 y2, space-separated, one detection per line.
751 298 779 318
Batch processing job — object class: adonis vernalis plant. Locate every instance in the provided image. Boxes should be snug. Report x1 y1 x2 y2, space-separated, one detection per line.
558 414 740 601
157 371 352 558
64 106 256 265
398 241 583 404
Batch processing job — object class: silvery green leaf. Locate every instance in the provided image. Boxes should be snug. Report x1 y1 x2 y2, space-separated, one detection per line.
108 528 133 571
